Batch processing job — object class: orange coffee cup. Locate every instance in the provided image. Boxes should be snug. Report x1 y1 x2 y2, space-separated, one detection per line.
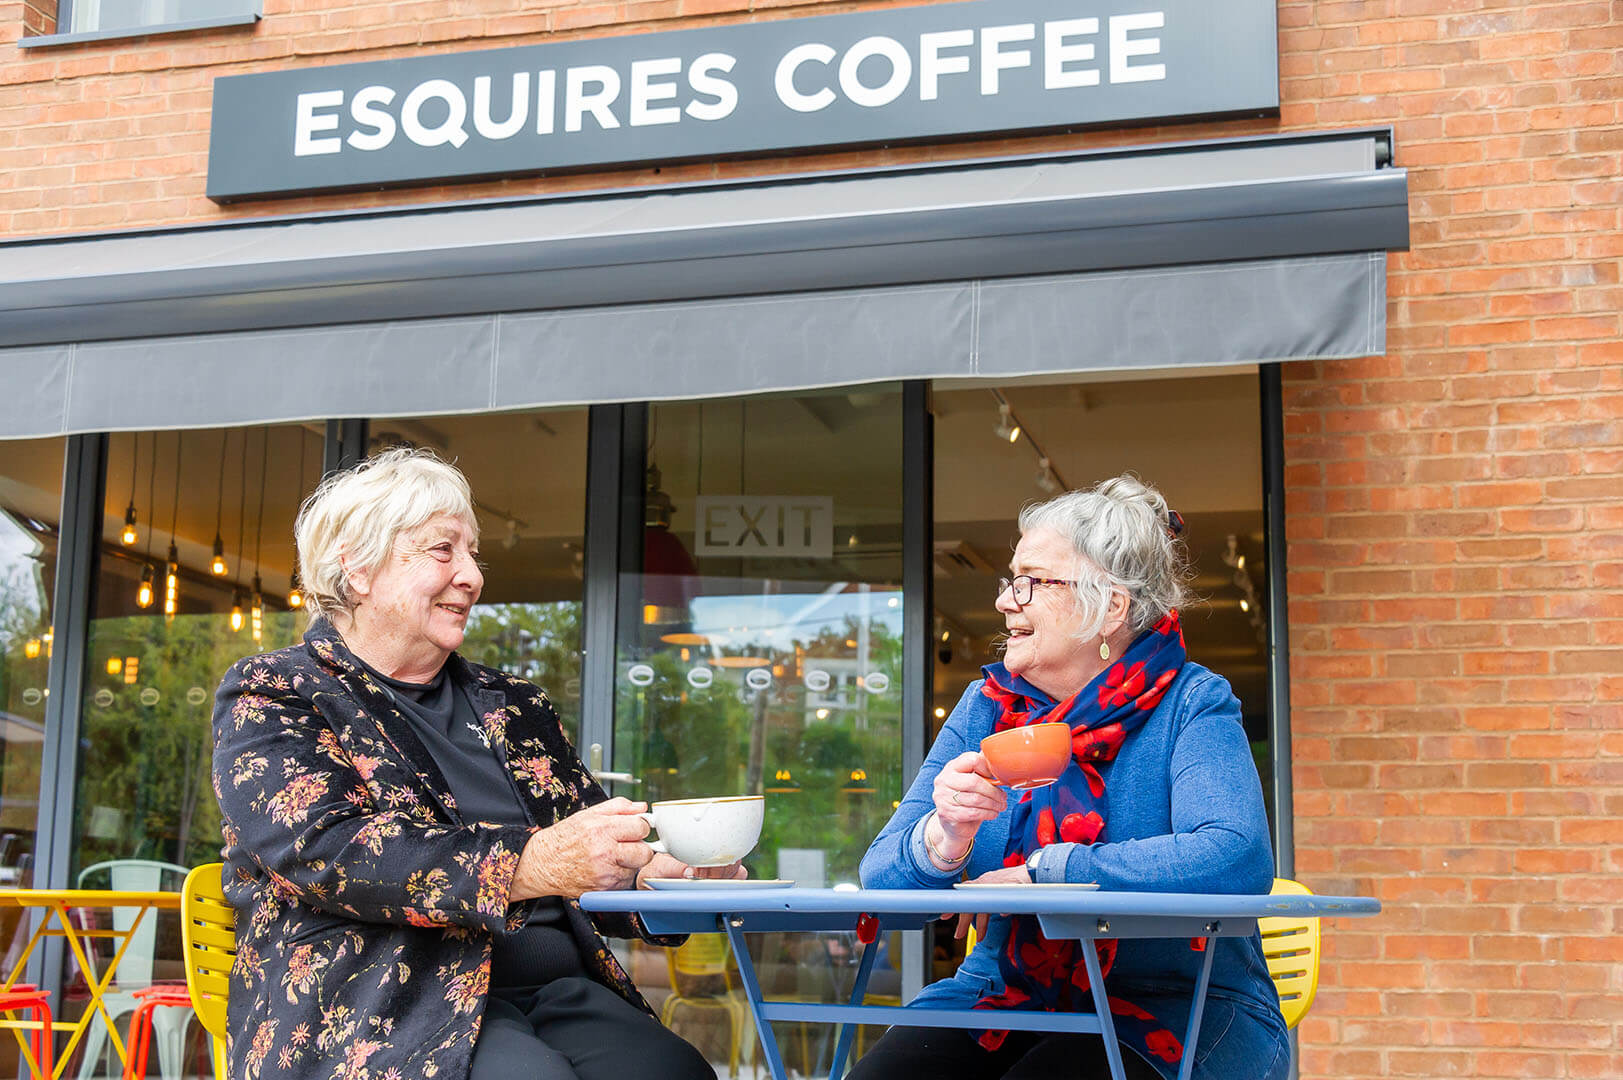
979 722 1073 790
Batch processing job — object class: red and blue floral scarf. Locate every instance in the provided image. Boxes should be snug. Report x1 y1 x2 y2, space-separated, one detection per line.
971 611 1187 1066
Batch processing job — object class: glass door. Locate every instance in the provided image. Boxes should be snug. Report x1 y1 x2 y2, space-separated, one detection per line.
608 389 906 1077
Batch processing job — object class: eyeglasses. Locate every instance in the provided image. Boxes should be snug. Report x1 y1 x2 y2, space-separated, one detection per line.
997 575 1078 606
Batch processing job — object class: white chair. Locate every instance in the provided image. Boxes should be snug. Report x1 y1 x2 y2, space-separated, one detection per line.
73 860 190 1080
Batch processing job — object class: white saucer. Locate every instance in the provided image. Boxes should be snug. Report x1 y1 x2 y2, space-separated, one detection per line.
953 881 1099 890
644 878 795 891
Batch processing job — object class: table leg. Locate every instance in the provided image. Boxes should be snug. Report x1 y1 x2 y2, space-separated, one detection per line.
1080 942 1127 1080
1175 936 1219 1080
722 918 791 1080
826 937 880 1080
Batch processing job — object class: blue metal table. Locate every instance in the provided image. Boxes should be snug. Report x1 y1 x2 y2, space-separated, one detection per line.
582 887 1380 1080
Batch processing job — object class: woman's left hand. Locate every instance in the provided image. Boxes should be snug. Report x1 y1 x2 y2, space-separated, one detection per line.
636 854 747 889
952 864 1032 941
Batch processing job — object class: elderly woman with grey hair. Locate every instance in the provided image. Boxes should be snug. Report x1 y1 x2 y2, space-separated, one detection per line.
211 447 735 1080
852 476 1287 1080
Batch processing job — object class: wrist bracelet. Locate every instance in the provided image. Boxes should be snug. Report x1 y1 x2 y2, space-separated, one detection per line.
924 810 973 870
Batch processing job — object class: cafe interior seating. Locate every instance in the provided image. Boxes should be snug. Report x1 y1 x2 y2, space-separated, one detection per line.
72 860 191 1080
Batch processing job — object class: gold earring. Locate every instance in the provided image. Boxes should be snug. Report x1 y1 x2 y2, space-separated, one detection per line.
1099 641 1110 661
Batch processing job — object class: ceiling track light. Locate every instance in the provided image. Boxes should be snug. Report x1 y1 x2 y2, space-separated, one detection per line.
990 389 1068 496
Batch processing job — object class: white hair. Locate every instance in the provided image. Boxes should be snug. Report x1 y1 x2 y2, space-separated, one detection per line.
1016 474 1192 640
294 447 478 623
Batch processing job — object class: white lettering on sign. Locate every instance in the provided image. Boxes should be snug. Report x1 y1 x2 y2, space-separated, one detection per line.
694 496 834 558
279 11 1173 160
401 79 470 147
293 90 344 156
1110 12 1166 82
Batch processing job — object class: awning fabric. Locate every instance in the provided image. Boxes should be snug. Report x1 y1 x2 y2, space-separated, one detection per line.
0 130 1406 438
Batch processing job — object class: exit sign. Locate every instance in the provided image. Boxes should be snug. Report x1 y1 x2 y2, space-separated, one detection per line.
694 496 834 558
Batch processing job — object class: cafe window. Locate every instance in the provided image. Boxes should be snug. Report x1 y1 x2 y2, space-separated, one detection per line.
931 371 1273 818
71 425 317 881
0 437 66 891
609 389 907 1070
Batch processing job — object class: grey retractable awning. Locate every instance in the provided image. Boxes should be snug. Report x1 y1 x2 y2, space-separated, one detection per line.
0 129 1407 438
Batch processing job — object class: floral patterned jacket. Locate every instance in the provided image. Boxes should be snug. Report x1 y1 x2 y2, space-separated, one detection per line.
211 620 669 1080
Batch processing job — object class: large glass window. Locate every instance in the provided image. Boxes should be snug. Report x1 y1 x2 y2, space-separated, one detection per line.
73 426 317 879
62 425 314 1076
931 370 1271 823
610 390 906 1073
927 371 1270 982
0 438 66 888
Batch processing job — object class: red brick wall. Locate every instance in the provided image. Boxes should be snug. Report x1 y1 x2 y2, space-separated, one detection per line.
1277 3 1623 1078
3 1 1622 1076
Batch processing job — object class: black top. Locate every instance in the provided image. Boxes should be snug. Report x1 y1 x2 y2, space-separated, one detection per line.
361 658 583 990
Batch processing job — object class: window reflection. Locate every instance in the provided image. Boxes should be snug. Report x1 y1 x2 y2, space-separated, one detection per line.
613 390 904 1073
76 426 317 879
0 437 66 893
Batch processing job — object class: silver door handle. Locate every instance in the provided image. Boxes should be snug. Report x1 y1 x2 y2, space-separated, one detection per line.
587 743 641 785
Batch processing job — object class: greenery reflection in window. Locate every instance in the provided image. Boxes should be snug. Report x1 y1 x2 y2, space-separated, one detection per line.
74 425 315 875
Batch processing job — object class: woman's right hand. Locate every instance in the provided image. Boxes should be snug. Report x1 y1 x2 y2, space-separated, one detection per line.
509 798 655 901
928 751 1007 864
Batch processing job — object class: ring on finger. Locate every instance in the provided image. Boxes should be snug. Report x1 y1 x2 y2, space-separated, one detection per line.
951 791 964 806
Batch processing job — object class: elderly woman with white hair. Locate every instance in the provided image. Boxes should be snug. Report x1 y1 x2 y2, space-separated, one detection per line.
851 476 1287 1080
211 447 733 1080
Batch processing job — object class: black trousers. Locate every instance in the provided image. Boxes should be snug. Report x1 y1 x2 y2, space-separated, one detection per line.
848 1025 1164 1080
469 976 716 1080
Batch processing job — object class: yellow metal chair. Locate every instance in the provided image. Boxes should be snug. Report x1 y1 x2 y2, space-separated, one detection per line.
661 934 755 1078
1259 878 1321 1029
179 864 235 1079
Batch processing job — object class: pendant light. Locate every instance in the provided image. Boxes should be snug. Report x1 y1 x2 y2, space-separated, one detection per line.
287 428 307 609
230 428 248 632
163 542 180 619
250 429 268 645
136 564 155 609
210 431 230 576
135 433 158 608
120 433 140 546
163 432 182 620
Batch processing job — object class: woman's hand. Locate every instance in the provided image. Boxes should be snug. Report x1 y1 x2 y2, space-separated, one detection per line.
509 798 655 901
635 854 747 889
952 864 1032 942
928 751 1007 865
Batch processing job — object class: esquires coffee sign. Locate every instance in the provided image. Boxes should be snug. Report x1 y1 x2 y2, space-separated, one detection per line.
206 0 1278 202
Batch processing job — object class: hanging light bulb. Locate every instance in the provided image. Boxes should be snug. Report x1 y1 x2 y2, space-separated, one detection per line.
250 574 264 644
993 402 1022 443
120 502 139 546
211 534 228 576
136 563 155 609
163 543 180 620
286 576 304 610
229 587 246 633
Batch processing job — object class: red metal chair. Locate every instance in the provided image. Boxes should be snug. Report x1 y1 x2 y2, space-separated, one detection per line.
0 983 56 1079
122 984 195 1080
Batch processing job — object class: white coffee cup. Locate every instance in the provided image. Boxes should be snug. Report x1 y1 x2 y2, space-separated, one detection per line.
639 795 764 868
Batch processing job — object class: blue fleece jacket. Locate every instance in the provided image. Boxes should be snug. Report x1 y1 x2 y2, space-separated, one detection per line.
859 663 1291 1080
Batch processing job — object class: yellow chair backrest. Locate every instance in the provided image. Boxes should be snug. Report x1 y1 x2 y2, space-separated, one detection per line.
1259 878 1320 1029
668 932 731 983
181 863 236 1079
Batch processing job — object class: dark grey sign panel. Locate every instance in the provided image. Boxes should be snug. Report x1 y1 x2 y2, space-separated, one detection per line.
207 0 1278 201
